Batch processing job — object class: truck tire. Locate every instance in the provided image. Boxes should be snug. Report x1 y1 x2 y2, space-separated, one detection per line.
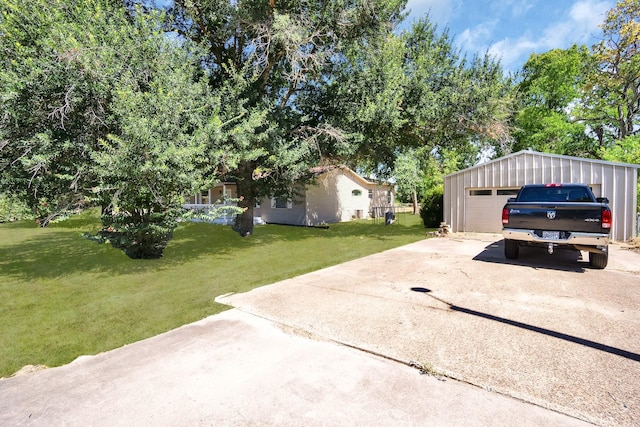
504 239 519 259
589 249 608 269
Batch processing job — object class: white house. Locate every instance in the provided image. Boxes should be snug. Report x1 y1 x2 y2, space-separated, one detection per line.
186 165 395 226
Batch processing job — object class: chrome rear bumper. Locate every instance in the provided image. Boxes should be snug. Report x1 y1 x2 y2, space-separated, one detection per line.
502 228 609 247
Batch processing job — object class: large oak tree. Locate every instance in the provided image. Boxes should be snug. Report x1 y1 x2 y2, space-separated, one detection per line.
166 0 407 236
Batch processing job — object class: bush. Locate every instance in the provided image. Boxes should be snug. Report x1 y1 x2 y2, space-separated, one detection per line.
420 191 443 228
0 194 33 223
86 203 244 259
92 209 179 259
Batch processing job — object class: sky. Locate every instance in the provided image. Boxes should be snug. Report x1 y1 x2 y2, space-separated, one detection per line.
401 0 615 73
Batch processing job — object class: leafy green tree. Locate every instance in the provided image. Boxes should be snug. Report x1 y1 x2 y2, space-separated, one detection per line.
318 30 408 178
395 19 513 167
167 0 407 236
0 1 238 257
583 0 640 212
324 18 512 192
583 0 640 146
0 193 32 223
89 27 234 258
327 18 513 227
418 149 461 228
393 150 422 213
600 135 640 210
601 136 640 165
1 0 118 221
2 0 514 248
513 45 595 157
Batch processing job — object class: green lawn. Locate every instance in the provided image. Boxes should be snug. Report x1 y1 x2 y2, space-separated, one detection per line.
0 211 427 377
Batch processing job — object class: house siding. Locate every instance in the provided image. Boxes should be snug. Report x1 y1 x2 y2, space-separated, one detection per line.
334 172 370 222
255 190 307 225
186 166 395 227
369 187 393 218
305 173 340 224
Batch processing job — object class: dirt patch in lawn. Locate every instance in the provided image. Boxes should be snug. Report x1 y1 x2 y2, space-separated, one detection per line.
10 365 49 377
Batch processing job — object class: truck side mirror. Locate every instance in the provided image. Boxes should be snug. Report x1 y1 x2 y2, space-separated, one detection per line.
596 197 609 204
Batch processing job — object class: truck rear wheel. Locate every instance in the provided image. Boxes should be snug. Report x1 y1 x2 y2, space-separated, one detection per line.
504 239 519 259
589 249 608 269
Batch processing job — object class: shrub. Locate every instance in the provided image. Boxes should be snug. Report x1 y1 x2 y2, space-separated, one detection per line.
93 208 179 259
0 194 33 223
420 190 443 228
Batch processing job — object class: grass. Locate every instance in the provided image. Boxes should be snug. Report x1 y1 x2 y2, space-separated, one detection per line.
0 210 427 378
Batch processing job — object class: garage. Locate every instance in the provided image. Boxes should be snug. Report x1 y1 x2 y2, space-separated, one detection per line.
464 188 520 232
444 150 639 241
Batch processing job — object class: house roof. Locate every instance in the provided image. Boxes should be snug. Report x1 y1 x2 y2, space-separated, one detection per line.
214 165 393 189
311 165 393 189
445 150 640 179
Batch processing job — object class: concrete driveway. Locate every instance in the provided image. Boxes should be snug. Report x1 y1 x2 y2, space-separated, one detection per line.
217 234 640 426
1 234 638 426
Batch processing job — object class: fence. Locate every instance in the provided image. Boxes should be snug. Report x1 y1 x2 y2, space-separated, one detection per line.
370 204 418 224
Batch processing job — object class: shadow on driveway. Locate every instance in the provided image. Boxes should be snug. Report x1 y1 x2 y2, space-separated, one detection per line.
471 239 589 273
410 287 640 363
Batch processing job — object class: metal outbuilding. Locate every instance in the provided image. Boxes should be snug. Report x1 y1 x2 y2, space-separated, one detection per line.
443 150 639 241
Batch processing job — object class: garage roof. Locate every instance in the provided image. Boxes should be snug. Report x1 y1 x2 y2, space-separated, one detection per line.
445 150 640 179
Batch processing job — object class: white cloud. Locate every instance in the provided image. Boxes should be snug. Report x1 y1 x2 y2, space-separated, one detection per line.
487 0 613 71
510 0 534 17
457 21 498 54
569 0 611 40
404 0 460 25
488 37 538 69
490 0 534 17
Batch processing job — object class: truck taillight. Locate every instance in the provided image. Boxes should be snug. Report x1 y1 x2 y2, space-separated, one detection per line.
502 207 509 225
601 208 612 229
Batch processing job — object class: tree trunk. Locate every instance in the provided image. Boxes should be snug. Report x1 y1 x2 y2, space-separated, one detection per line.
412 189 418 215
233 160 256 237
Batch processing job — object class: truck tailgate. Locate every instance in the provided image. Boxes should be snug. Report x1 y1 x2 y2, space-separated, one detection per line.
505 203 605 233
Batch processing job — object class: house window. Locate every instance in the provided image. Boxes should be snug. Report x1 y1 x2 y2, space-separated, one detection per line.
271 197 292 209
201 190 210 204
368 189 373 199
387 191 392 203
352 189 362 196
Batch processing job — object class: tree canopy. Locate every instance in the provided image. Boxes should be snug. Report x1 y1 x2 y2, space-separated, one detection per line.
2 0 637 254
583 0 640 145
513 45 594 156
0 0 527 243
0 0 242 256
164 0 409 236
513 0 639 161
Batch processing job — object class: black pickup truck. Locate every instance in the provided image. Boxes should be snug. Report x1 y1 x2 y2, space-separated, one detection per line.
502 184 612 269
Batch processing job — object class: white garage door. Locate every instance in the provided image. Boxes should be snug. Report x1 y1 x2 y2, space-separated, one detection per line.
464 188 520 233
